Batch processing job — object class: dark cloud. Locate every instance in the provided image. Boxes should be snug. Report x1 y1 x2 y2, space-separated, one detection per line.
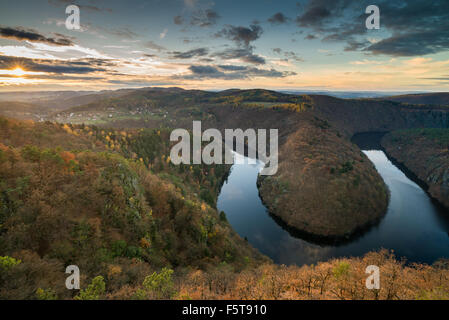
48 0 112 13
365 30 449 57
305 34 317 40
189 65 220 75
190 9 220 27
296 6 332 27
422 77 449 81
215 24 263 47
218 65 248 71
171 48 209 59
0 55 113 74
284 51 304 62
364 0 449 56
272 48 303 62
144 41 166 51
107 27 138 39
174 15 184 25
213 48 266 65
0 26 74 46
296 0 352 28
181 64 296 80
268 12 289 25
16 74 105 81
297 0 449 57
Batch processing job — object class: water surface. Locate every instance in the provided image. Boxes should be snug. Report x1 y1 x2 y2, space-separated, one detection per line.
217 151 449 265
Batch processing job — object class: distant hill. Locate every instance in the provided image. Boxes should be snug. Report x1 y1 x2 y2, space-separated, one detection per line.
282 90 411 99
0 101 44 120
382 93 449 106
0 89 136 120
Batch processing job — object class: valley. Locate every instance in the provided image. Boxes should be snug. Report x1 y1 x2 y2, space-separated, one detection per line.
1 88 449 300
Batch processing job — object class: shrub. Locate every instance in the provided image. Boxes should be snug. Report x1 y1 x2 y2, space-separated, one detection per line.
111 240 127 258
135 267 175 299
0 256 21 271
219 211 227 222
36 288 57 300
333 261 350 280
75 276 106 300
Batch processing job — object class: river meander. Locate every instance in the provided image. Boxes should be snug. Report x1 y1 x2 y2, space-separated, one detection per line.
217 148 449 266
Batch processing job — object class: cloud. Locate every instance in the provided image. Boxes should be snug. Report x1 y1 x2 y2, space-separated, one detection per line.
0 27 74 46
184 0 197 8
305 34 317 40
218 65 248 71
297 0 449 57
365 30 449 56
160 28 168 39
190 9 220 27
180 64 296 80
284 51 304 62
213 48 266 65
107 27 139 39
48 0 112 13
271 48 303 62
422 77 449 81
215 24 263 47
0 55 114 74
295 0 351 28
268 12 289 25
171 48 209 59
174 15 184 25
144 41 166 51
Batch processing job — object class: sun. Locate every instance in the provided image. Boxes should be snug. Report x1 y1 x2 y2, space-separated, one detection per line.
9 67 26 77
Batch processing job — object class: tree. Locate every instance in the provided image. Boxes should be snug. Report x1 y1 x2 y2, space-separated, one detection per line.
75 276 106 300
135 268 175 299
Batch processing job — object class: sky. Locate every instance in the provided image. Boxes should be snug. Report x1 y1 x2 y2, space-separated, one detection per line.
0 0 449 92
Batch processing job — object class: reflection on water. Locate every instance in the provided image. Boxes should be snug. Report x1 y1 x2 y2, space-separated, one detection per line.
217 151 449 266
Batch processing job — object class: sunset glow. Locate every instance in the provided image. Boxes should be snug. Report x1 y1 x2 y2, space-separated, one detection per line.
0 0 448 92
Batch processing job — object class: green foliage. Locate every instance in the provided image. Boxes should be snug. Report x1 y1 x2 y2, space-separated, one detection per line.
200 189 215 207
339 161 354 174
219 211 227 222
135 268 175 299
0 256 21 271
111 240 127 258
333 261 350 280
417 287 449 300
125 246 142 259
75 276 106 300
36 288 57 300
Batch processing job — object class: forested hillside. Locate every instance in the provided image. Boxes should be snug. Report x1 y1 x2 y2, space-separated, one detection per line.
1 116 449 300
0 116 263 299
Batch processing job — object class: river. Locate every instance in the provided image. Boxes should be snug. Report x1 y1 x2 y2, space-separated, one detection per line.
217 147 449 266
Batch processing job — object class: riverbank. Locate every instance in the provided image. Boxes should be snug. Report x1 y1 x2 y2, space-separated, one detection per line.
382 129 449 211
